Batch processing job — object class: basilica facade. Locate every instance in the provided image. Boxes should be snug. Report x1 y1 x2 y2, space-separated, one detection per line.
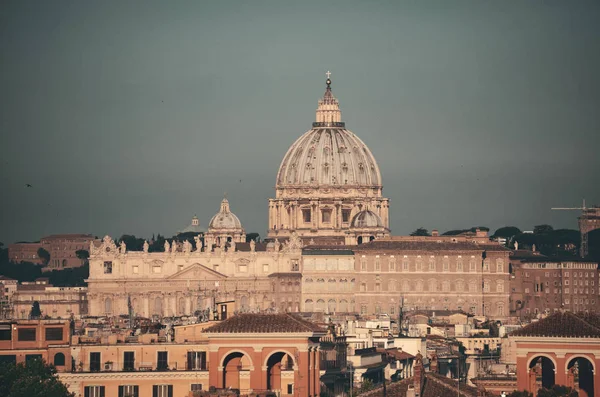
86 76 510 320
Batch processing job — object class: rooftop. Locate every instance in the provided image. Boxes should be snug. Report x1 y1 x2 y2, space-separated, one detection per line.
204 313 325 334
510 312 600 338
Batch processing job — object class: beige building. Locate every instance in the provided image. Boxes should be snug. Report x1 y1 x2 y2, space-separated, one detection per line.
269 76 390 245
12 279 87 319
82 76 511 322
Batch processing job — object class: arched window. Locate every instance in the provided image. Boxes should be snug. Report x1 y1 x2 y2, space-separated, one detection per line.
316 299 325 312
388 280 397 292
456 258 463 272
402 280 410 292
483 280 491 293
54 352 65 366
428 257 436 271
442 281 450 292
496 280 504 292
428 279 437 292
496 259 504 273
456 280 465 292
339 300 348 312
416 280 423 292
469 281 477 292
154 297 162 315
104 297 112 314
305 299 314 312
328 279 336 291
327 299 336 313
389 257 396 271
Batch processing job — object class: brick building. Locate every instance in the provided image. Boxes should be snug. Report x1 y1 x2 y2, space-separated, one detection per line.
509 252 599 319
8 234 97 269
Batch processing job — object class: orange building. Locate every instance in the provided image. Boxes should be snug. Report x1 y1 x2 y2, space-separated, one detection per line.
0 313 342 397
0 319 71 370
511 312 599 397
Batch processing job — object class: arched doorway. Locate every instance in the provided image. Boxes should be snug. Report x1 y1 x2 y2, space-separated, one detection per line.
266 352 294 393
222 352 250 390
529 356 555 390
567 357 595 397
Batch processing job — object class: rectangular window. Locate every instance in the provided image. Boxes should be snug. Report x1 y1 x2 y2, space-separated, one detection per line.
361 258 367 271
157 351 168 370
187 351 207 370
118 385 139 397
342 209 351 223
45 327 64 341
375 257 380 271
469 259 476 272
443 257 449 272
0 355 16 364
191 384 203 392
457 259 463 272
389 257 395 271
263 264 269 273
123 351 135 371
403 258 409 271
17 328 36 341
288 384 294 394
152 385 173 397
239 264 248 273
302 209 311 223
0 326 11 341
429 257 435 271
103 261 113 274
25 354 42 363
84 386 105 397
322 209 332 223
90 352 101 372
133 266 139 274
152 265 161 273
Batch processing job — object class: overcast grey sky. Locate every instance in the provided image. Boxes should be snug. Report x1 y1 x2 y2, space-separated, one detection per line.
1 0 599 244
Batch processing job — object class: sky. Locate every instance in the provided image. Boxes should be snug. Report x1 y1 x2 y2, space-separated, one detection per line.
1 0 599 244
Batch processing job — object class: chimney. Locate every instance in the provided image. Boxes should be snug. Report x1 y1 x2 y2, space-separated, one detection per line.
429 353 438 373
414 353 424 396
431 229 439 237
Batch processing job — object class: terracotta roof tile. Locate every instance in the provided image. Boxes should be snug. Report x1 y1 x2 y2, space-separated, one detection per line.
204 313 325 333
511 312 600 338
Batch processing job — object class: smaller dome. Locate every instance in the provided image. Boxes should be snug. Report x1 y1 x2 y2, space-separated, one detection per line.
350 210 383 228
208 198 243 230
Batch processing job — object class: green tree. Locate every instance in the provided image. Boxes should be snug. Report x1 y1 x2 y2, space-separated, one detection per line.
506 391 532 397
75 249 89 265
534 224 554 235
37 247 50 265
118 235 145 252
410 228 430 236
537 385 578 397
246 233 260 242
0 359 75 397
492 226 522 239
30 301 42 319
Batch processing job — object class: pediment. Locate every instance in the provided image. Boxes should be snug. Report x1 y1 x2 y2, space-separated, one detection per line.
167 263 227 280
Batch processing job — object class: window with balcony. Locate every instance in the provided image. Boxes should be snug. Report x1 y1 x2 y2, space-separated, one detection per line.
118 386 139 397
157 351 168 371
187 351 206 370
152 385 173 397
84 386 105 397
123 351 135 371
90 352 101 372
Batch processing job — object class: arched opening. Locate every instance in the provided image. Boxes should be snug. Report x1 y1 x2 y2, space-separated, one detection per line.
357 236 363 245
154 297 162 316
304 299 313 312
222 352 250 390
339 299 348 312
316 299 325 312
567 357 594 397
327 299 336 314
529 356 555 390
104 297 112 314
62 259 67 267
266 352 294 392
53 352 65 366
178 297 185 315
227 236 232 243
369 236 375 242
